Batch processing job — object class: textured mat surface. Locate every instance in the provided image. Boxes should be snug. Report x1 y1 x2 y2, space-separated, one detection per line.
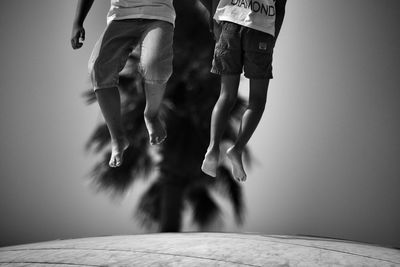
1 233 399 266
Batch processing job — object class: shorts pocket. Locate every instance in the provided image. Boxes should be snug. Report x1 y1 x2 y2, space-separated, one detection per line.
244 28 274 53
216 23 241 51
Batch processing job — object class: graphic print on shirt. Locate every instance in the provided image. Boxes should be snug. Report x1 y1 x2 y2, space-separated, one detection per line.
214 0 276 36
230 0 275 17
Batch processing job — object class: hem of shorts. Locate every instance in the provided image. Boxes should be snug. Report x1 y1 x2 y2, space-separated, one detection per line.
243 74 273 79
107 14 175 27
93 84 118 91
210 69 242 76
144 79 169 85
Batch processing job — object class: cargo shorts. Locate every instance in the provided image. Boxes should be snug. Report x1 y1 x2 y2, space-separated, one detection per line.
211 21 274 79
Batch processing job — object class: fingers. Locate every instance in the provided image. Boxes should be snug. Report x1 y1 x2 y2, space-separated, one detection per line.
71 38 83 49
71 28 85 50
80 28 85 42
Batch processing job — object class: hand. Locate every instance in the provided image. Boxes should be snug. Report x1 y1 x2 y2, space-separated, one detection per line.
71 24 85 49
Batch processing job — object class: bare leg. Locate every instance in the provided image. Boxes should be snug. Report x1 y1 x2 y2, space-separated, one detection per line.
143 82 167 145
202 74 240 177
95 87 129 167
140 22 173 145
227 78 269 181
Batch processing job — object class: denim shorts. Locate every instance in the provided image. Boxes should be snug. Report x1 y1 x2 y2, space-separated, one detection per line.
211 21 274 79
88 19 173 90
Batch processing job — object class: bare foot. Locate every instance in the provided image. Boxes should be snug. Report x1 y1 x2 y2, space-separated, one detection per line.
201 149 219 177
144 116 167 145
109 138 129 168
226 146 246 182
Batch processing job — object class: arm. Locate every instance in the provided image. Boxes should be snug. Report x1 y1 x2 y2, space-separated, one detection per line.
198 0 219 21
71 0 94 49
274 0 287 45
198 0 220 40
210 0 221 39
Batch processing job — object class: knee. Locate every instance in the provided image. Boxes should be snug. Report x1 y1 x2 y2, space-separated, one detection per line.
140 43 173 84
141 60 172 85
89 59 119 91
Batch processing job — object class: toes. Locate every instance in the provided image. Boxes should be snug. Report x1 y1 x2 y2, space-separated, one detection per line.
109 158 116 168
109 154 122 168
235 175 246 183
227 148 247 182
109 139 129 168
149 135 156 145
157 135 167 144
149 133 157 145
149 134 167 145
232 169 247 182
115 157 121 167
145 117 166 145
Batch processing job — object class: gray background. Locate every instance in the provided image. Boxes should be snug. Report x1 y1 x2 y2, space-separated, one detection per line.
1 1 399 248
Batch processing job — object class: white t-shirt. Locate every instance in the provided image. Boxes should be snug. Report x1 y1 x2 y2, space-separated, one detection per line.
214 0 276 36
107 0 175 25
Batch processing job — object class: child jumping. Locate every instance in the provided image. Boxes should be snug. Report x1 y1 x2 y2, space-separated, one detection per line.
201 0 287 182
71 0 175 167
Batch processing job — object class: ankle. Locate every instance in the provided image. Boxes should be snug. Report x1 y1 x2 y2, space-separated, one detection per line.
207 144 220 154
111 135 127 144
229 145 243 155
144 111 159 122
